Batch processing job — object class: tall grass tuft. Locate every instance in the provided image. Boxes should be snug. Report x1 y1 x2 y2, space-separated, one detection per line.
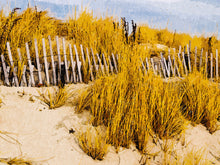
38 86 71 109
181 72 220 133
77 128 109 160
77 51 186 152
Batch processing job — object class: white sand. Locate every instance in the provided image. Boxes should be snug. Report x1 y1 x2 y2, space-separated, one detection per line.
0 85 219 165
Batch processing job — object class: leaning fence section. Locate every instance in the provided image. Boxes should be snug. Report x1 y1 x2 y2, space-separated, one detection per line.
0 37 219 87
0 36 120 87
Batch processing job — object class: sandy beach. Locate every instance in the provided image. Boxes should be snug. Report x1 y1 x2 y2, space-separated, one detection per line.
0 84 220 165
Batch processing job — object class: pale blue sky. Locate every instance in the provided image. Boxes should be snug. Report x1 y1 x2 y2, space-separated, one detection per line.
1 0 220 37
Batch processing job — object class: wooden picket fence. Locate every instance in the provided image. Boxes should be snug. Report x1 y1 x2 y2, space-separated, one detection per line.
141 43 219 80
0 36 119 87
0 37 219 87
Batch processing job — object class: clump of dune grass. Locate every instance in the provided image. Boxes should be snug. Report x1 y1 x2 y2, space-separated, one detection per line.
38 86 71 109
77 128 109 160
181 72 220 133
0 157 32 165
77 51 186 152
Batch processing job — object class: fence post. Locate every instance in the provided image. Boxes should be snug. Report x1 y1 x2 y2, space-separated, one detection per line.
74 45 82 83
102 53 109 74
62 38 69 83
205 52 208 77
194 46 197 71
187 44 192 73
112 53 118 73
17 48 27 86
91 48 98 73
22 65 27 86
1 54 10 86
34 39 43 85
96 53 104 74
108 55 114 74
179 45 181 54
17 48 22 62
140 58 147 75
25 42 35 87
168 55 174 76
86 48 94 81
173 49 177 76
145 57 150 71
160 58 166 78
69 44 76 83
199 48 203 71
182 52 188 76
42 38 50 86
6 42 19 86
48 36 57 85
56 36 61 82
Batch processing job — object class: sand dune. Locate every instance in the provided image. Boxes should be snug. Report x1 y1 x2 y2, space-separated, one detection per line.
0 85 219 165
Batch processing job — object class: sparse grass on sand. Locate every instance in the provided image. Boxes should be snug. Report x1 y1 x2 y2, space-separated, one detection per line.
38 86 72 109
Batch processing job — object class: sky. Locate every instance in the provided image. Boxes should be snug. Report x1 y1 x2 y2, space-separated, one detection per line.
1 0 220 37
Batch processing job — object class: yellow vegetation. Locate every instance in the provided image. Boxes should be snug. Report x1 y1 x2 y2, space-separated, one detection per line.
0 6 220 163
38 86 71 109
77 128 109 160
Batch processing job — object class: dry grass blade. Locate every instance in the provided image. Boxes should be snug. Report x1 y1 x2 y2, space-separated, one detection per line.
38 86 71 109
181 73 220 133
0 157 33 165
77 128 109 160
